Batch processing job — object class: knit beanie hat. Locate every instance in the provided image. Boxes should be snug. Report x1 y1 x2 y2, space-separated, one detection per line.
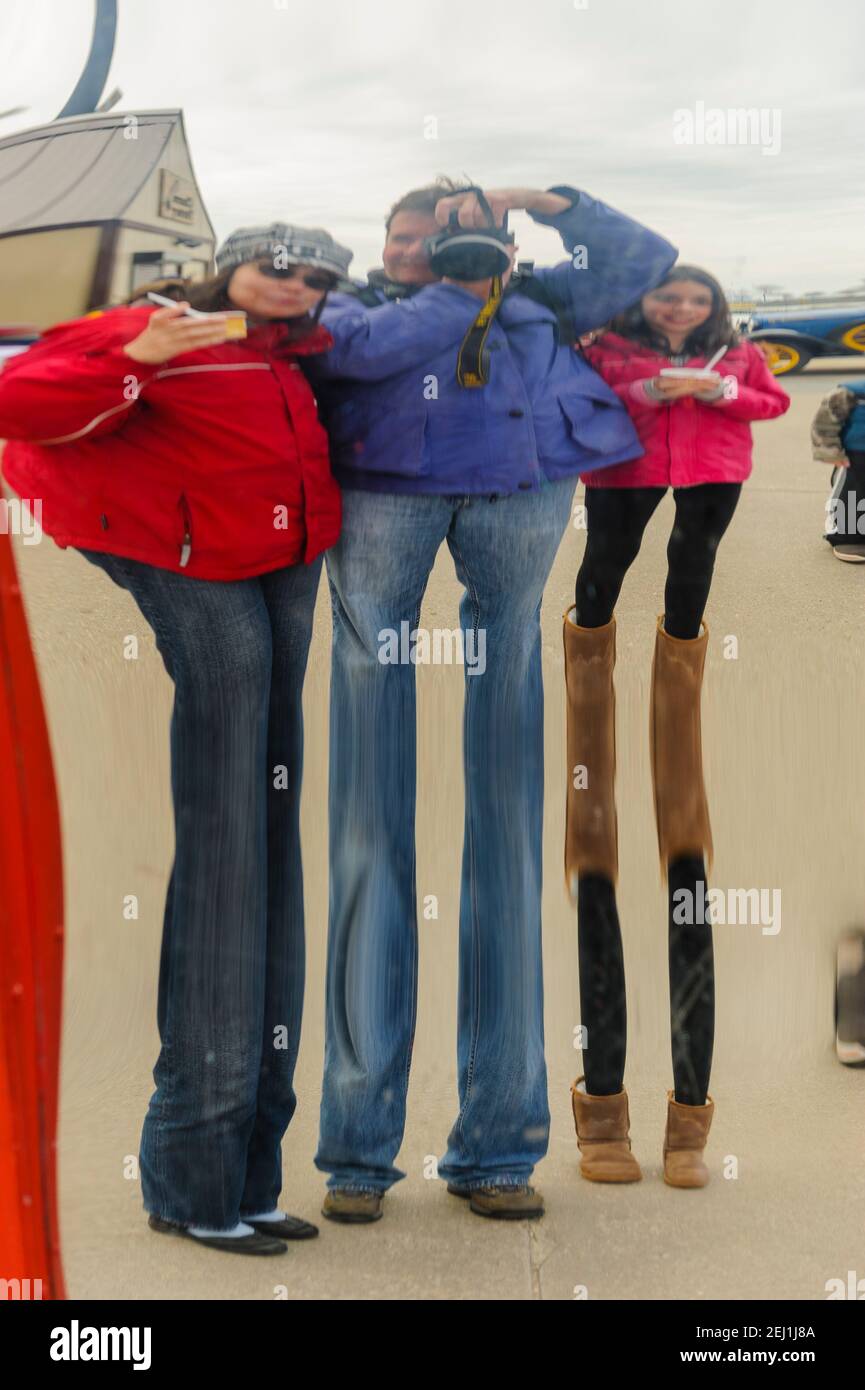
215 223 353 278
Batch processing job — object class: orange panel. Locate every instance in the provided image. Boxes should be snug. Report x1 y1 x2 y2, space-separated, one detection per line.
0 523 66 1301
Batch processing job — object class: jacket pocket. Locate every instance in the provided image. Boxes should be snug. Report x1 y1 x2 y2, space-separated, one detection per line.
334 405 430 479
556 389 617 447
177 492 193 569
557 392 595 435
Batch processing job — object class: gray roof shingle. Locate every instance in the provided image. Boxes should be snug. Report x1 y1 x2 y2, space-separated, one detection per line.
0 110 185 234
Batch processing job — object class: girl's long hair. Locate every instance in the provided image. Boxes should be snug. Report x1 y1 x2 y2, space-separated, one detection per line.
610 265 740 358
112 267 326 344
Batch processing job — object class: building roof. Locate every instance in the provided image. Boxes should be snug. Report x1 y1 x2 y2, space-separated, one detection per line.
0 109 210 237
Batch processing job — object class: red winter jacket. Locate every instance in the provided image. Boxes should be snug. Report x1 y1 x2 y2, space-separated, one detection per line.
580 332 790 488
0 306 340 579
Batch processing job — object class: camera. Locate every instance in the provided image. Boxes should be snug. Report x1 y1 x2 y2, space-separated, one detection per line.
424 187 515 281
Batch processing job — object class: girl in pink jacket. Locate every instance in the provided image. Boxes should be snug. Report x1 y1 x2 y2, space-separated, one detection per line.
564 266 789 1192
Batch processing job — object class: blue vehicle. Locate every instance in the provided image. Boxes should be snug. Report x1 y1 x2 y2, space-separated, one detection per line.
744 305 865 375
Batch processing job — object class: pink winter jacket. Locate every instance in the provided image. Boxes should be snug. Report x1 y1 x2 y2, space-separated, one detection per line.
580 332 790 488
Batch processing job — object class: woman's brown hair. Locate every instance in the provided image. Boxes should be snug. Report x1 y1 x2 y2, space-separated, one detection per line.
114 277 189 306
610 264 740 358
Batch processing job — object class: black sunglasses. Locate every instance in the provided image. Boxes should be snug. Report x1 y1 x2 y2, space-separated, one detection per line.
255 261 338 291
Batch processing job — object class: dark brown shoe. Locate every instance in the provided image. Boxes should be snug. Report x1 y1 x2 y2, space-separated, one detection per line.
448 1183 544 1219
321 1188 383 1223
148 1213 287 1255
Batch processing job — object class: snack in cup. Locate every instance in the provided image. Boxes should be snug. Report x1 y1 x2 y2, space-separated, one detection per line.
222 311 247 340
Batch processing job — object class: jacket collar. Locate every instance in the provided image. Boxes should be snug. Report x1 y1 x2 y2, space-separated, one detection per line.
246 318 333 355
365 267 425 301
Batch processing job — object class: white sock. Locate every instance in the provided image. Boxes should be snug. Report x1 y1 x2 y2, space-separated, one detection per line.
241 1208 284 1222
187 1220 255 1238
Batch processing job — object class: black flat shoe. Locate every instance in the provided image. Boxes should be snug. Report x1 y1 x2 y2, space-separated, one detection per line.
244 1214 319 1239
148 1213 288 1255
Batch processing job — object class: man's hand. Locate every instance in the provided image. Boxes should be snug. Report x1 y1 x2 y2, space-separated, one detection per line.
122 304 232 365
434 187 570 229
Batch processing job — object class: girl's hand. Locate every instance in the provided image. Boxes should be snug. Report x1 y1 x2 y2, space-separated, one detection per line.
651 373 722 400
691 372 724 399
122 304 231 364
651 376 704 399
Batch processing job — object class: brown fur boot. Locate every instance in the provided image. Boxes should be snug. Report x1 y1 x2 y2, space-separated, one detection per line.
563 608 618 902
570 1075 642 1182
662 1092 714 1188
649 615 713 881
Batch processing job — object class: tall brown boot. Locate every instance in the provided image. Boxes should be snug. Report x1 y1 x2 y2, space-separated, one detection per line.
649 615 713 882
563 607 618 902
570 1076 642 1182
662 1092 714 1188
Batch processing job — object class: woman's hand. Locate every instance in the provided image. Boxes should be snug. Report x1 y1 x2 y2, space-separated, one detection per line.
122 304 232 365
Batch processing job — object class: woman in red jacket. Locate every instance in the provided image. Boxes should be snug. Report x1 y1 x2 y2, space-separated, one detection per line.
0 223 352 1256
563 266 789 1190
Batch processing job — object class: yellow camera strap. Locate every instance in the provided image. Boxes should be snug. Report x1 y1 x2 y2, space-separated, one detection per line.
456 272 504 388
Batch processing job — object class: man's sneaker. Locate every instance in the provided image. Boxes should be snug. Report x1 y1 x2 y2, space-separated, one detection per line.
832 544 865 563
321 1188 383 1223
447 1182 544 1220
836 931 865 1064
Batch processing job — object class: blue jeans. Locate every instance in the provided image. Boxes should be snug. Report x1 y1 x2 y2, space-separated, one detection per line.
314 476 577 1193
77 547 322 1229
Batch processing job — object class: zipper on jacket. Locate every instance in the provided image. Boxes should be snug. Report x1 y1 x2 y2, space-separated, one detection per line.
178 493 192 568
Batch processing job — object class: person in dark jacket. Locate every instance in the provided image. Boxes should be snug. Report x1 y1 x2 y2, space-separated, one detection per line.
0 223 351 1256
305 179 677 1223
811 378 865 562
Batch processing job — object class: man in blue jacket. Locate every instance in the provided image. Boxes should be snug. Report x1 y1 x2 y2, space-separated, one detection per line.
309 181 677 1223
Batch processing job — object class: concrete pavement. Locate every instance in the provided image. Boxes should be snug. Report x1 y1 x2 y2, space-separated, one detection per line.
7 357 865 1300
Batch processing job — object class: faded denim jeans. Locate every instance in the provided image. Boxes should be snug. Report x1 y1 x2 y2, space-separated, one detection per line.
77 547 322 1229
314 475 577 1194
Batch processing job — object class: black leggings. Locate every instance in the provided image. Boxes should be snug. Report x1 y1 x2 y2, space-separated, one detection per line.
576 483 741 638
574 483 740 1104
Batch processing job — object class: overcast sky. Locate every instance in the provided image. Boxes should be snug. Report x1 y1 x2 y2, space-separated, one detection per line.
3 0 863 295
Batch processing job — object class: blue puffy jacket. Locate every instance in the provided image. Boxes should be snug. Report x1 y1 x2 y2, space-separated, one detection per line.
307 186 677 495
